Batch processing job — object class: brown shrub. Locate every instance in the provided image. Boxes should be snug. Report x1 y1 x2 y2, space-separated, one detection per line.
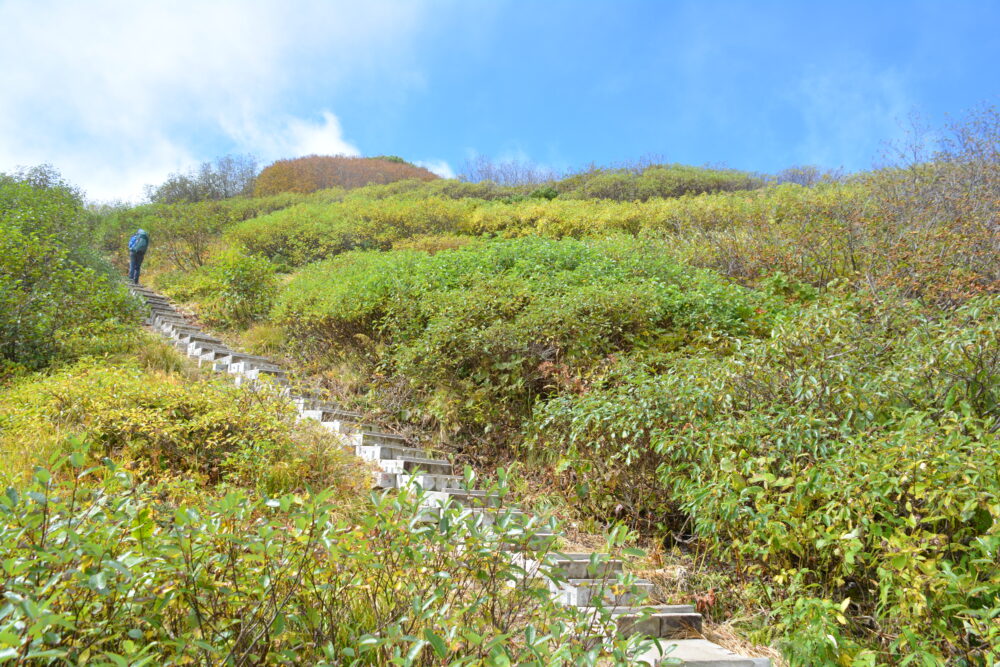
254 155 438 196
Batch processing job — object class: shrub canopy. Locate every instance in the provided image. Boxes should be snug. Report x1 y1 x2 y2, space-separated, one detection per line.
254 155 438 196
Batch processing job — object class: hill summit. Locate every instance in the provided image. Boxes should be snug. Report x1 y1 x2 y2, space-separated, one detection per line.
254 155 438 195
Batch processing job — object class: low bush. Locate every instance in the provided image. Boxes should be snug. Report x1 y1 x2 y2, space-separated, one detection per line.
153 250 278 330
555 163 765 201
527 293 1000 663
0 459 656 665
0 171 140 371
0 360 360 493
273 237 780 433
227 196 479 266
254 155 438 196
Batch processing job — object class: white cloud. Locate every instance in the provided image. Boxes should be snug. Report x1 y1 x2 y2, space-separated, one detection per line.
285 112 360 158
221 111 360 163
0 0 431 201
414 159 455 179
790 64 913 170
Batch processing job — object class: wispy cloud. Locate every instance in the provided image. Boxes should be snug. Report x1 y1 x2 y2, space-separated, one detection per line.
414 159 455 179
0 0 431 201
789 63 914 171
222 112 361 162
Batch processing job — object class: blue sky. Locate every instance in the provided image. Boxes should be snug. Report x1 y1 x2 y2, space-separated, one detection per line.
1 0 997 201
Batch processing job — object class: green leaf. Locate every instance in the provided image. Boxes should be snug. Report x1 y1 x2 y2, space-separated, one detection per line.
424 629 448 659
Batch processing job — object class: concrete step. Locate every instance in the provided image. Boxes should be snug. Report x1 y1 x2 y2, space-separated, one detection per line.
241 367 289 382
153 321 187 334
634 638 768 666
170 328 207 341
233 374 291 396
228 359 284 375
188 342 230 357
153 314 187 327
556 578 655 607
516 553 624 581
343 431 408 448
419 489 503 508
417 506 529 526
163 324 200 338
354 444 444 461
217 352 274 367
377 457 453 475
179 333 222 347
609 607 704 641
299 408 368 427
317 419 406 442
494 529 561 551
199 349 233 364
292 399 363 420
372 471 398 488
396 473 466 491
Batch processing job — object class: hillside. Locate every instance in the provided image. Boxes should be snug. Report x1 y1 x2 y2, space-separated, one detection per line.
2 109 998 665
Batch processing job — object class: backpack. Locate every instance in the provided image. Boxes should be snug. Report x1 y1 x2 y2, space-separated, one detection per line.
129 233 149 252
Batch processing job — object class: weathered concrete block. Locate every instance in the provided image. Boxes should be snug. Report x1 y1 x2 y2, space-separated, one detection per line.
515 553 624 581
419 489 502 508
355 444 436 463
556 578 654 607
633 638 768 666
416 507 528 526
345 431 408 448
378 457 453 475
396 473 465 491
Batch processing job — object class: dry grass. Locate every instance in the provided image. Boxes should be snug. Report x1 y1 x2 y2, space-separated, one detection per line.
703 622 786 666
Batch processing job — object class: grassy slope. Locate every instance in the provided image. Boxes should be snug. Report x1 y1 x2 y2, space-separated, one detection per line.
96 154 999 664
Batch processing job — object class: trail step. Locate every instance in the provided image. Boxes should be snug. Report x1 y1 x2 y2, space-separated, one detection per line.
129 284 769 667
396 473 466 491
557 578 655 607
375 456 452 474
635 638 769 666
419 489 503 508
515 553 624 580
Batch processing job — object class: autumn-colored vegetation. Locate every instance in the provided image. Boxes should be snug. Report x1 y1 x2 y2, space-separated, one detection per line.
254 155 438 196
0 168 653 665
5 106 998 664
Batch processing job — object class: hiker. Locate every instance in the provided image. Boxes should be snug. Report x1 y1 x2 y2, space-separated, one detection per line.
128 229 150 284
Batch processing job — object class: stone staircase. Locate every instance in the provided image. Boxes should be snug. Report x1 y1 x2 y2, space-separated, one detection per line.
131 284 770 667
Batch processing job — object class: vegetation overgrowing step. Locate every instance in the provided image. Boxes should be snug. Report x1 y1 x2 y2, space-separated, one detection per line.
131 284 769 665
356 443 446 462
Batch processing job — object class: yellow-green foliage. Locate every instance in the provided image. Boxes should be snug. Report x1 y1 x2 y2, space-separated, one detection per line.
528 293 1000 663
1 171 141 371
0 358 362 494
1 463 650 664
273 237 783 431
208 178 993 303
554 163 765 201
227 196 480 266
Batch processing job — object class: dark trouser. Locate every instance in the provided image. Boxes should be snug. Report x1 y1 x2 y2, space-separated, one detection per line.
129 250 146 283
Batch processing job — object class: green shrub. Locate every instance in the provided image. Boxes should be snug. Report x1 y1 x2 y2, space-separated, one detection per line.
0 173 140 370
273 237 778 432
555 163 765 201
526 293 1000 662
227 196 480 266
0 459 656 664
212 251 279 327
0 360 359 493
153 251 278 330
